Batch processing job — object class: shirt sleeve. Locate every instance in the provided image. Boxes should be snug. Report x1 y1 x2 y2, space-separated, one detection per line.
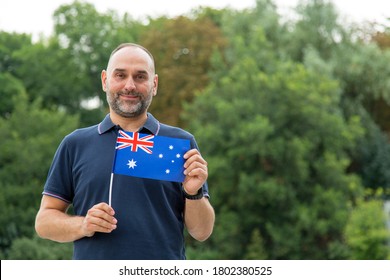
42 136 74 203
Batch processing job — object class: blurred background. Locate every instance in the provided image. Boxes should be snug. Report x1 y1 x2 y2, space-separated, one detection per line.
0 0 389 259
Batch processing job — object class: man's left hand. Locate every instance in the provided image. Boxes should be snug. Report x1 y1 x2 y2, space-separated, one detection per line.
183 149 208 195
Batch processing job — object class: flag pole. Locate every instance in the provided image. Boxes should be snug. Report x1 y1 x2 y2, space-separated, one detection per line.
108 172 114 206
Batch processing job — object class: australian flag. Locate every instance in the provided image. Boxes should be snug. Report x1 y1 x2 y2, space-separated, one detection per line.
112 130 190 182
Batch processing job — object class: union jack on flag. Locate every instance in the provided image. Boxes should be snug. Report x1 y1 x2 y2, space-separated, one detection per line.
116 130 154 154
112 130 190 182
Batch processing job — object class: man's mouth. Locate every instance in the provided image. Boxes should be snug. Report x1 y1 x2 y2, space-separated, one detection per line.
119 93 140 100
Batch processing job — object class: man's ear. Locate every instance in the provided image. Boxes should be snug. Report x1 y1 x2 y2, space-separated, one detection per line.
153 74 158 96
101 70 107 91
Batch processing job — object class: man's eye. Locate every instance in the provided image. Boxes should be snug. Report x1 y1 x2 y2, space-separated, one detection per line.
136 74 146 80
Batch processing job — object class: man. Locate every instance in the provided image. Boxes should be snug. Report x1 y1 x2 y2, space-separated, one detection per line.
35 43 215 259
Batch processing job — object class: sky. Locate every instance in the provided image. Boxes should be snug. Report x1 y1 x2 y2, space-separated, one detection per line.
0 0 389 40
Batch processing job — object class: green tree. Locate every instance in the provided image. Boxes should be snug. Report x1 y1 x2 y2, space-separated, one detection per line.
330 27 390 195
184 0 365 259
345 199 390 259
0 91 78 257
244 229 268 260
285 0 348 61
13 39 88 111
186 61 364 259
0 73 25 118
282 0 390 194
2 236 73 260
0 31 32 74
0 31 32 117
140 15 227 126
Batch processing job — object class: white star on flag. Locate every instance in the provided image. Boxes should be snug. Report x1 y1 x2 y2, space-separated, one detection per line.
127 159 137 169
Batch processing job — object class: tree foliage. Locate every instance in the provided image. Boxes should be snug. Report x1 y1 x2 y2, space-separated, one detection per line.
345 198 390 259
0 91 78 257
0 0 389 259
185 57 364 258
140 14 227 126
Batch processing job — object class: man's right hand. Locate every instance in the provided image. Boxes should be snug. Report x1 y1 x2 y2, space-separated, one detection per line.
82 202 117 237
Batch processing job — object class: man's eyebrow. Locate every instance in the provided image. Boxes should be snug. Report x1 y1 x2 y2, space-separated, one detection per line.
135 70 149 75
113 68 149 75
113 68 126 72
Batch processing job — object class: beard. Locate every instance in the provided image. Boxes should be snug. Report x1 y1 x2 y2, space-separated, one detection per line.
106 89 153 118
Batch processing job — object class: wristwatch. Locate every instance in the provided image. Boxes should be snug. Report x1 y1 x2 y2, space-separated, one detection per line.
183 186 204 200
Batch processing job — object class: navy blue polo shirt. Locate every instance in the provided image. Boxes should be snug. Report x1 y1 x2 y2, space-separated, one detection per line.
43 113 209 260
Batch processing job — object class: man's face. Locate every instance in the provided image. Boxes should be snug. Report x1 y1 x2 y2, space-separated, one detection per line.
101 47 158 118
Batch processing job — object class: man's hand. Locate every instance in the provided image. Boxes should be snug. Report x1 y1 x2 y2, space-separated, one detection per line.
82 202 117 237
183 149 208 195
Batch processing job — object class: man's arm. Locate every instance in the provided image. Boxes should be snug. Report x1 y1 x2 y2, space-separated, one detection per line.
35 195 117 243
184 197 215 241
183 149 215 241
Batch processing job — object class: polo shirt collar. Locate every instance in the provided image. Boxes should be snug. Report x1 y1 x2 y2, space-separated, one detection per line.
98 113 160 135
98 114 115 134
142 113 161 135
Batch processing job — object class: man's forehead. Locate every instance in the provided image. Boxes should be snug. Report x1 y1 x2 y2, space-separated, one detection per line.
107 46 155 73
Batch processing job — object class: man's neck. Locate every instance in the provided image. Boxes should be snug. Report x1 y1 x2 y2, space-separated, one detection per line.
110 112 148 132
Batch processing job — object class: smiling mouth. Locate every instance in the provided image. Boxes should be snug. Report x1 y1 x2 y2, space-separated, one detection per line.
119 94 140 100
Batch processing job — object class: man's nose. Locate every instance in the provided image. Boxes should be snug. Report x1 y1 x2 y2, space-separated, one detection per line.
124 78 136 91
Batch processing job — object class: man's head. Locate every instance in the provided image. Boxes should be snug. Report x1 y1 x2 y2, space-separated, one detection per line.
101 43 158 119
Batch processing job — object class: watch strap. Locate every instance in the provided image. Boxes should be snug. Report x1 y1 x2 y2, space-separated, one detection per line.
183 187 204 200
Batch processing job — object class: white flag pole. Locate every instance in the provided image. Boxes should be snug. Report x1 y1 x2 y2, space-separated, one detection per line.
108 172 114 206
